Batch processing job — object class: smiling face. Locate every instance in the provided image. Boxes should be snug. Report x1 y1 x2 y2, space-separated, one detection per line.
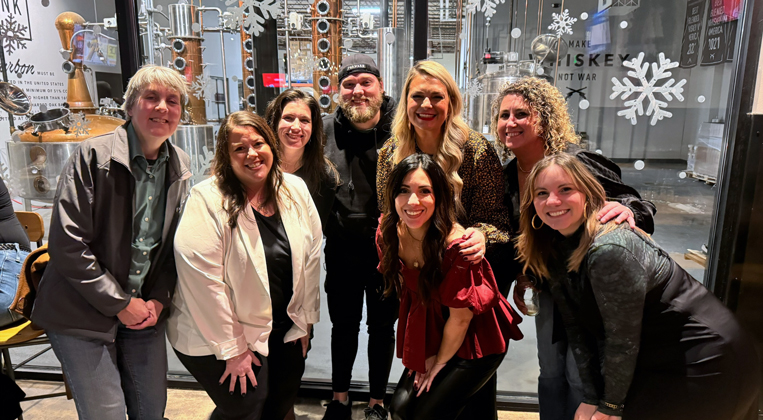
228 126 274 193
533 164 587 236
406 75 449 138
338 73 384 123
497 94 544 152
128 83 182 145
395 167 436 232
277 100 312 152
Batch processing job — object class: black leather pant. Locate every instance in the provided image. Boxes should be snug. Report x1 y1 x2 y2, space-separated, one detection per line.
390 353 505 420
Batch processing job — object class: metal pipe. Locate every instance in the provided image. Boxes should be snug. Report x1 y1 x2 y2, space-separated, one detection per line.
284 0 293 88
144 0 156 64
381 0 389 27
404 0 412 64
454 0 463 87
198 7 231 115
521 0 528 58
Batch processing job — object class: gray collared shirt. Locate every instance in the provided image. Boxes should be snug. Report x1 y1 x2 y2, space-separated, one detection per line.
126 123 169 297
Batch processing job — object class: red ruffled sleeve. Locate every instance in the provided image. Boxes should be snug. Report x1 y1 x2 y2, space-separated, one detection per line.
438 241 524 363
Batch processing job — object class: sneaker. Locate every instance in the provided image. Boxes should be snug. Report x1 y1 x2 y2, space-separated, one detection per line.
323 400 352 420
364 404 388 420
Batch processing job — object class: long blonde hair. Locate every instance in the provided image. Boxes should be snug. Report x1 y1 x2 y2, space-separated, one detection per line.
515 154 616 279
490 77 578 156
391 61 469 209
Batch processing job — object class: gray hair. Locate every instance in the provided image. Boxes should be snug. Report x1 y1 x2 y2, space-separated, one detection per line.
122 65 189 120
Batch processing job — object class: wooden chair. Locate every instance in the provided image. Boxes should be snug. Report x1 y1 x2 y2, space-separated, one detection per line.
1 211 70 420
13 211 44 247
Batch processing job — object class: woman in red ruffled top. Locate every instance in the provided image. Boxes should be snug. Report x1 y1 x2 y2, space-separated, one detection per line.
377 153 524 420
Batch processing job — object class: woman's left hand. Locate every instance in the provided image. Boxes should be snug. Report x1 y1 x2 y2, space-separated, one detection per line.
592 413 621 420
415 356 447 396
289 324 313 358
459 228 486 263
597 201 635 228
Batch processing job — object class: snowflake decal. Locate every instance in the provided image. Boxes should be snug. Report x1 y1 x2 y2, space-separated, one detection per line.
610 52 687 126
71 112 91 137
0 14 28 56
190 70 216 105
548 9 577 36
465 0 506 19
225 0 280 37
464 79 483 97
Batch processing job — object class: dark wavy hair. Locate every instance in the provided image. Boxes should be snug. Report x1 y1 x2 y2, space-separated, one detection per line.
264 89 338 193
214 111 289 229
380 154 456 306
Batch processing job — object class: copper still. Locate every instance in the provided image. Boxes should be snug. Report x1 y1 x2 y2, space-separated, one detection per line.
169 3 207 124
312 0 343 114
55 12 96 113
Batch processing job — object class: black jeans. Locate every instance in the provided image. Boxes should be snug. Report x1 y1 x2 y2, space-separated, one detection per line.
174 328 305 420
324 232 398 400
390 353 505 420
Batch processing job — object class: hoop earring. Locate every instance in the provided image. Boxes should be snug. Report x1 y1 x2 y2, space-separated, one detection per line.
532 214 544 230
584 201 589 218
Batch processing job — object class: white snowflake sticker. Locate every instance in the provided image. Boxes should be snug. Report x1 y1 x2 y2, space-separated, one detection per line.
190 70 216 105
71 112 91 137
548 9 577 36
0 14 28 55
225 0 280 37
464 79 484 97
610 52 687 126
465 0 506 19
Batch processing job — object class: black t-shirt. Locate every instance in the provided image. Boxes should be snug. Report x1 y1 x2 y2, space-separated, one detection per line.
252 207 294 331
0 181 30 247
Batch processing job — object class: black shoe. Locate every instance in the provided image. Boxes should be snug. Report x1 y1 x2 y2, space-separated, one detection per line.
364 404 388 420
323 400 352 420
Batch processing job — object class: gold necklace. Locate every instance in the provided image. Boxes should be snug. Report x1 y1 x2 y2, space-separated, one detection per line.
517 160 531 174
405 225 424 268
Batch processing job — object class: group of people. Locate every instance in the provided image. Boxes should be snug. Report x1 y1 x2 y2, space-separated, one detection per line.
4 52 756 420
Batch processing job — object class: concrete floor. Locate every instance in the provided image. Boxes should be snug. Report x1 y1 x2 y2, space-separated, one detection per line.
6 162 715 417
15 380 540 420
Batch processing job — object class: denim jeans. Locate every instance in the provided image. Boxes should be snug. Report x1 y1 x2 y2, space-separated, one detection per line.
536 290 584 420
48 322 168 420
0 246 28 327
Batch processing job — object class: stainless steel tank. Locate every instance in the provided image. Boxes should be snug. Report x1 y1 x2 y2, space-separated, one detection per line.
6 139 80 200
170 124 215 185
465 61 536 140
377 27 410 102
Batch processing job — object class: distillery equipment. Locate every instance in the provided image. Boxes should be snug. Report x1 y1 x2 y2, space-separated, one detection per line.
5 12 124 201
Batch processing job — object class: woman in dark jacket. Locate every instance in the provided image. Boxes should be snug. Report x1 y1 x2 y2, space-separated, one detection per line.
490 77 656 420
515 153 759 420
265 88 338 227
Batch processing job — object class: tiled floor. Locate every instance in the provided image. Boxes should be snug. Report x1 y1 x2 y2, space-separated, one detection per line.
15 380 540 420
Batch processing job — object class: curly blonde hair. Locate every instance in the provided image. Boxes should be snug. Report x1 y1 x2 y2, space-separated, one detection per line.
490 77 578 156
391 61 469 208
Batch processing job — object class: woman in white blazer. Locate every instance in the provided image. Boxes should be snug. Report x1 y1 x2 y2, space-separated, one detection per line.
167 111 322 420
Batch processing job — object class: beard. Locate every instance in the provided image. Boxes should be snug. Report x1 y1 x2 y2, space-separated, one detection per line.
338 93 384 124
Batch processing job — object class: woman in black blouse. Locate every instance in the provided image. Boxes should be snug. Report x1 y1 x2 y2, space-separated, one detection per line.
265 89 338 227
0 181 30 327
490 77 656 420
515 153 759 420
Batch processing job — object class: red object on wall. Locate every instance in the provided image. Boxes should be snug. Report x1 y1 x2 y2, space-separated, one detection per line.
724 0 740 20
262 73 287 88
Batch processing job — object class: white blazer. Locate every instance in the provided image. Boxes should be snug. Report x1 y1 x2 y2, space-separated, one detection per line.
167 174 322 360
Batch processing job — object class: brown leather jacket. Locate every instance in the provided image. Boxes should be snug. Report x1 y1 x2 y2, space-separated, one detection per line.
31 124 191 341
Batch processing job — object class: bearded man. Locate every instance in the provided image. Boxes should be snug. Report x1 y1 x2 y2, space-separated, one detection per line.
321 54 398 420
